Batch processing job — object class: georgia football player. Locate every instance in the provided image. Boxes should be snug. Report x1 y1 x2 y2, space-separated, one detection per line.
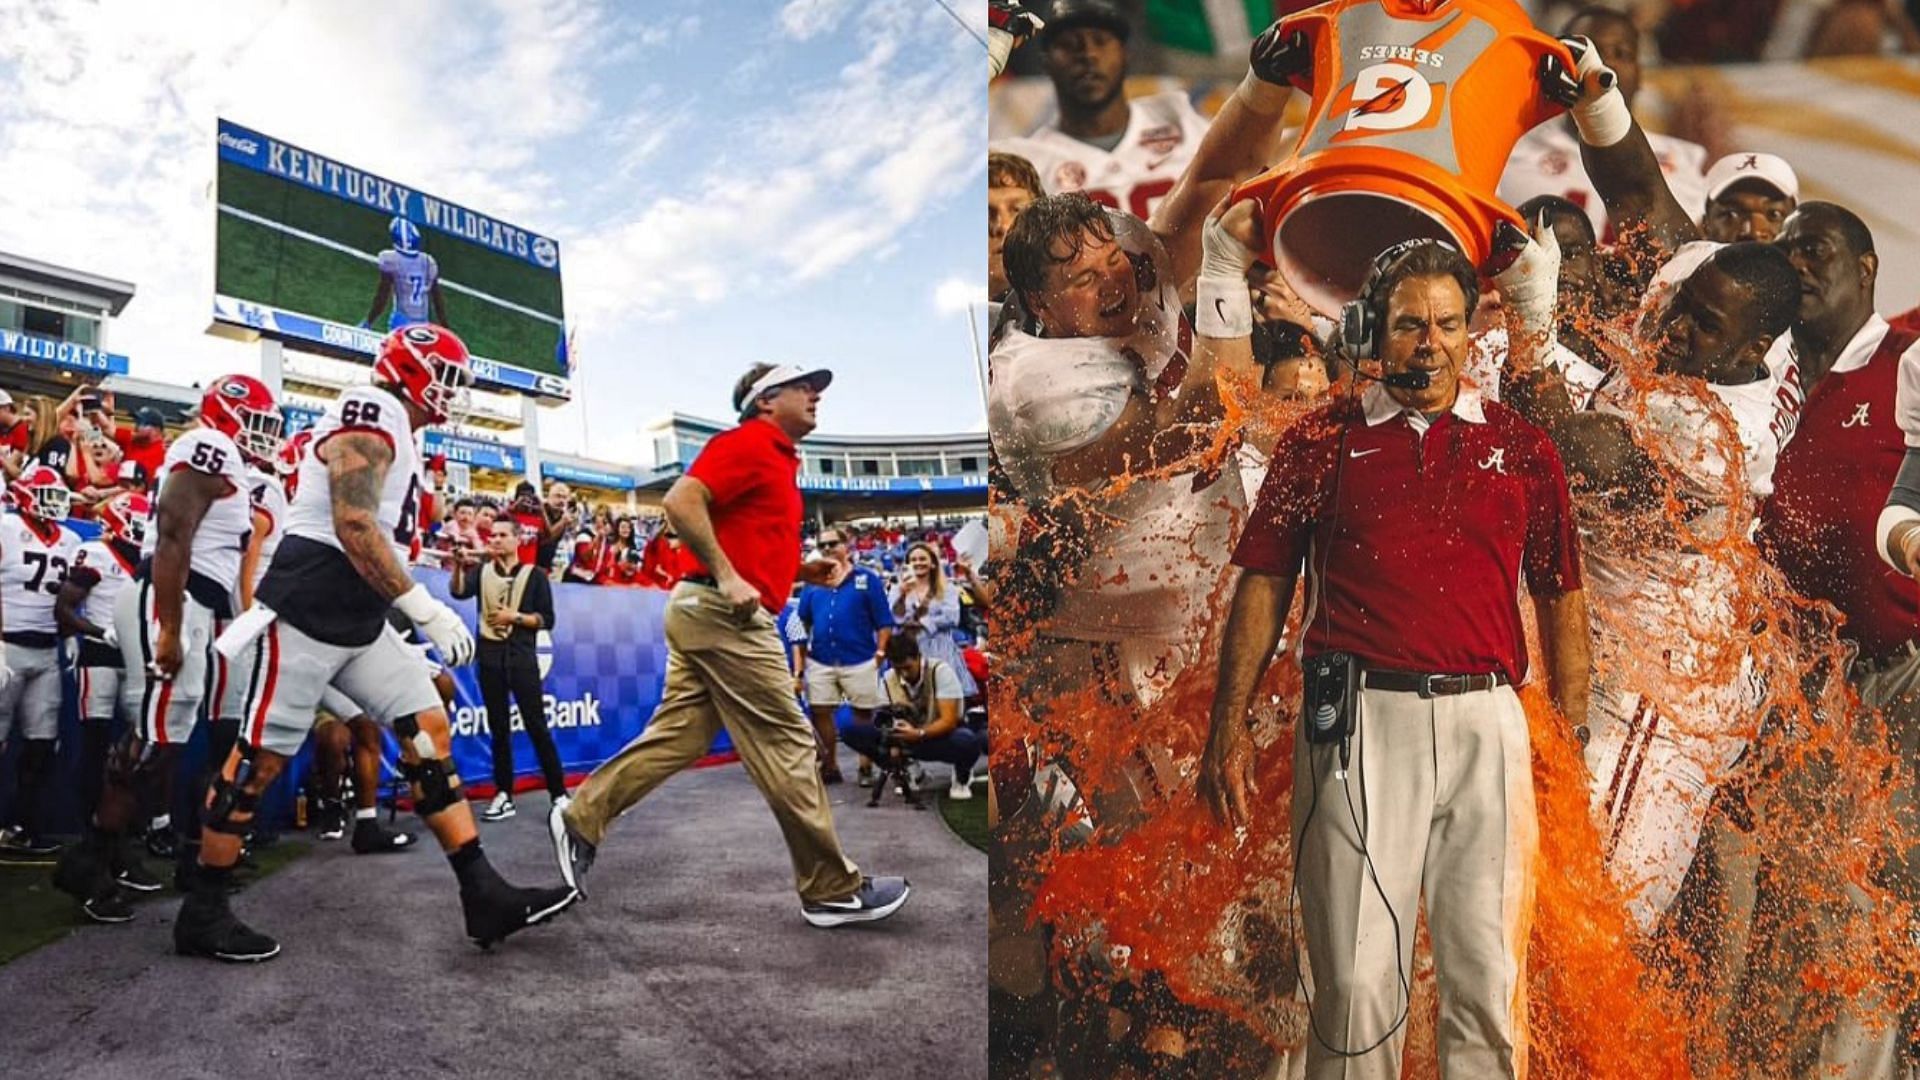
989 0 1208 225
363 217 447 332
50 491 156 921
277 428 417 854
184 324 573 963
108 372 280 891
0 465 81 859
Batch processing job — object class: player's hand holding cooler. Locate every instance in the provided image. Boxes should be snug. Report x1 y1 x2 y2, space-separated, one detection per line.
395 582 474 667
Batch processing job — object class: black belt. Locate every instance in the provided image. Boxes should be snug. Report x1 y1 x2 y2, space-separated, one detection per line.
681 574 718 588
1362 668 1510 698
3 631 59 649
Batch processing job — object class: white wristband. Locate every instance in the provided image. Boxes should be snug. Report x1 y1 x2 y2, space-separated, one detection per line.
1572 87 1632 148
1196 276 1254 339
393 582 440 623
1876 503 1920 574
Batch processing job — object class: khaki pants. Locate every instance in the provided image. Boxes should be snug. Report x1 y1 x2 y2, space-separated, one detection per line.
1295 684 1537 1080
565 582 863 903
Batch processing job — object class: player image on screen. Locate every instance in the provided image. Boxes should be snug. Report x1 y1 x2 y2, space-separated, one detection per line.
363 217 447 332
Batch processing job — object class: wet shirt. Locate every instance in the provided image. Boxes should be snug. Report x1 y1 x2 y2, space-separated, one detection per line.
1233 383 1581 684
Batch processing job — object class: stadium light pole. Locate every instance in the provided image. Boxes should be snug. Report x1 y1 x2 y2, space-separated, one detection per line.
964 301 987 414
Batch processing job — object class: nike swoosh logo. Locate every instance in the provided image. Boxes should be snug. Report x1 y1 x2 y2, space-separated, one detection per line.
1213 298 1228 322
1350 448 1381 458
1147 154 1174 170
813 898 863 909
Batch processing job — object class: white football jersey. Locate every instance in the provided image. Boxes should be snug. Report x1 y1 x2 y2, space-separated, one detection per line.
1497 121 1710 241
991 91 1208 222
987 212 1244 644
144 426 253 593
243 466 288 592
377 249 440 322
72 539 136 629
0 512 81 636
285 384 422 562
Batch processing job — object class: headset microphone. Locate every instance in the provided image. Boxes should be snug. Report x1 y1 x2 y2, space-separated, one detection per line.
1381 369 1431 391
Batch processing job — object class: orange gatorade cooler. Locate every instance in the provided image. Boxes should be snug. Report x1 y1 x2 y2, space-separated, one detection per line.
1234 0 1573 314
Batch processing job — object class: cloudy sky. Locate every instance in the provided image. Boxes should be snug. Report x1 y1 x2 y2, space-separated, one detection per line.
0 0 988 464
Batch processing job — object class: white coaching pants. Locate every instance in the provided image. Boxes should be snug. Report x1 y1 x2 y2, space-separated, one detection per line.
1294 683 1537 1080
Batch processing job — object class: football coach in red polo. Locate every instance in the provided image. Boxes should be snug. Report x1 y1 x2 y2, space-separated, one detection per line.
1199 239 1592 1079
549 363 910 929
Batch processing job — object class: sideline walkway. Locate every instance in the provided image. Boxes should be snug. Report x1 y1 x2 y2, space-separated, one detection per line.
0 749 985 1080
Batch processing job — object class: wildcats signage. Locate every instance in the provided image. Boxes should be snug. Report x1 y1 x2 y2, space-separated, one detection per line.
217 120 560 272
0 329 129 376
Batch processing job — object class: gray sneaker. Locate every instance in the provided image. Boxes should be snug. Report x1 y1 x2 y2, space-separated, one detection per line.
802 876 911 928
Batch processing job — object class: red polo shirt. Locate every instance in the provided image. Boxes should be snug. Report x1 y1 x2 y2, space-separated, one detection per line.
1233 385 1581 685
684 417 803 612
1759 320 1920 661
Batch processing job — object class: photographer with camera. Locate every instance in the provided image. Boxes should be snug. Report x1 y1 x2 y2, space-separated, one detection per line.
1199 239 1590 1079
842 633 982 802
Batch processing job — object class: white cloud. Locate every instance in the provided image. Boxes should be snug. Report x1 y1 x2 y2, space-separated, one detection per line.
568 0 980 323
934 278 986 315
778 0 855 41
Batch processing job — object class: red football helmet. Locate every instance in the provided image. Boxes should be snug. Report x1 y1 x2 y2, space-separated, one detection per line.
8 464 71 523
374 324 473 425
200 374 284 469
98 490 151 547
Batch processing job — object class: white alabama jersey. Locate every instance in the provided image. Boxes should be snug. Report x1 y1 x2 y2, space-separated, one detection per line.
1498 121 1710 240
285 384 422 563
243 466 288 592
144 426 253 593
1639 242 1804 470
991 91 1208 222
377 249 440 322
988 212 1245 644
0 513 81 635
73 540 136 629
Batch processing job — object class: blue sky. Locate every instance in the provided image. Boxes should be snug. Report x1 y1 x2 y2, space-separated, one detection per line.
0 0 988 464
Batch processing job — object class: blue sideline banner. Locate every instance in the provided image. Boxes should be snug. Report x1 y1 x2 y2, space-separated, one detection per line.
415 568 732 790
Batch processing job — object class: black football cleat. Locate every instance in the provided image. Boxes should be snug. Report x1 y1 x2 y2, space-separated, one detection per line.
350 817 417 855
82 889 136 924
461 876 578 951
174 887 280 963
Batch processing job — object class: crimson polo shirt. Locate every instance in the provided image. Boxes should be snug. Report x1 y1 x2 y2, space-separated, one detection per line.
1759 319 1920 661
1233 384 1582 685
684 417 804 613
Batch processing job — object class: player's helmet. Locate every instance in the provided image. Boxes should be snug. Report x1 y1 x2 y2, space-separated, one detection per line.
390 217 422 255
8 464 71 523
374 324 474 426
99 490 151 547
200 374 285 470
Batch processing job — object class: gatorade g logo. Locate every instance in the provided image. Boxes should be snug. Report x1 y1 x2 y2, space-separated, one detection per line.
1335 62 1445 137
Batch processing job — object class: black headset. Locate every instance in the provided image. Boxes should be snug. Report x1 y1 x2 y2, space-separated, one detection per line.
1338 237 1478 362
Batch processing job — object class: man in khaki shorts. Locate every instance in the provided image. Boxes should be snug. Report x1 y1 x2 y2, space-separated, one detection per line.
550 363 910 928
795 525 893 785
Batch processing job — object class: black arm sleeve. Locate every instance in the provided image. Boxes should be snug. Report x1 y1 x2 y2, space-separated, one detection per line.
1890 448 1920 513
525 571 555 631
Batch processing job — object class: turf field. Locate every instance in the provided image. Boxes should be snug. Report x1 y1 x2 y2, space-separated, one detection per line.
215 162 566 375
0 840 311 967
